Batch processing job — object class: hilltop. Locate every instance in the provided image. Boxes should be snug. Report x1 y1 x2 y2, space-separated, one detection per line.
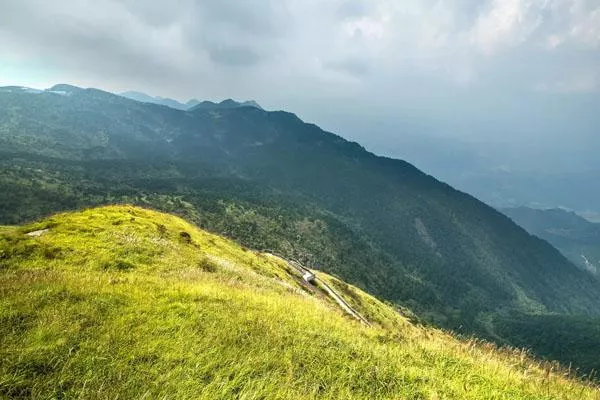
1 206 598 399
189 99 263 111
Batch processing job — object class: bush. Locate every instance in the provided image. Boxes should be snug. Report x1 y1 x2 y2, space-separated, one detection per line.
101 259 135 271
179 231 192 244
199 256 219 273
42 245 61 260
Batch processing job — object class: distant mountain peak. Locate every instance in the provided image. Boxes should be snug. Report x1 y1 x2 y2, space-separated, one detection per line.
119 90 262 112
48 84 84 93
505 206 591 226
185 99 200 108
0 86 43 94
241 100 263 109
119 90 200 111
0 84 81 96
190 99 263 111
220 99 239 107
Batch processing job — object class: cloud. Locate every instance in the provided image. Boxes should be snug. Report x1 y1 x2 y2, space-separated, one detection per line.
205 44 264 67
0 0 598 169
469 0 544 54
198 0 290 37
324 57 370 77
567 1 600 47
0 0 596 91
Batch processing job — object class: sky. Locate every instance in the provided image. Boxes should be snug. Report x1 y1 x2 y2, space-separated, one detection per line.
0 0 599 189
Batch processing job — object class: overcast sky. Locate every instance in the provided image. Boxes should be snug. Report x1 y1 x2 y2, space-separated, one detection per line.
0 0 599 174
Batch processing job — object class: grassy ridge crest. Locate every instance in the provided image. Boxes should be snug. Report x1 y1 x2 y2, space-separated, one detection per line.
0 205 598 399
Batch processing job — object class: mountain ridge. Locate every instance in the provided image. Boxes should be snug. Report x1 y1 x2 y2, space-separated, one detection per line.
189 98 263 111
1 83 600 374
502 206 600 275
119 88 262 111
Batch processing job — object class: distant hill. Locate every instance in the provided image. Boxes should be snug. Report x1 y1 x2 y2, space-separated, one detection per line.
0 86 44 94
189 99 263 111
1 83 600 374
502 207 600 275
120 90 262 111
119 90 199 110
0 205 597 399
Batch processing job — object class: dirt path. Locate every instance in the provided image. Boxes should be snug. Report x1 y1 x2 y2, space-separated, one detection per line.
264 251 370 326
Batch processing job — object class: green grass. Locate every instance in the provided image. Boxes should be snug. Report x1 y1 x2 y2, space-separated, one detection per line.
0 205 598 399
0 226 14 234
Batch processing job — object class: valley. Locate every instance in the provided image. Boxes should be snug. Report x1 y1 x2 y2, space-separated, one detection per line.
503 207 600 276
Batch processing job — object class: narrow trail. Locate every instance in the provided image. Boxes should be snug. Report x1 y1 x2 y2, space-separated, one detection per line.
264 251 371 326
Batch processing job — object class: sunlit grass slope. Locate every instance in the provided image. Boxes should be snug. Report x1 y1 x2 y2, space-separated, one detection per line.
0 205 597 399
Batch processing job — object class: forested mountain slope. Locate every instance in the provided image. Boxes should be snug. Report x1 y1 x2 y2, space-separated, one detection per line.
503 207 600 275
1 84 600 372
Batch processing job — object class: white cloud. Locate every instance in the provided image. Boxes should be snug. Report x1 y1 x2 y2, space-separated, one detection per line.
0 0 598 101
341 16 386 40
567 3 600 47
468 0 545 54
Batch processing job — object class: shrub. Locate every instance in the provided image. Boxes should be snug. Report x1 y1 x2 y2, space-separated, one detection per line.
179 231 192 244
42 245 61 260
199 256 219 273
156 224 167 236
100 259 135 271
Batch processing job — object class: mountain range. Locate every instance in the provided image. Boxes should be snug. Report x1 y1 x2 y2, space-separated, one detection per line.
503 207 600 275
119 90 200 110
120 90 262 111
1 83 600 375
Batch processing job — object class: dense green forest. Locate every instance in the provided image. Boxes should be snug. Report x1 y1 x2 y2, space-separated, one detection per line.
2 84 600 376
503 207 600 275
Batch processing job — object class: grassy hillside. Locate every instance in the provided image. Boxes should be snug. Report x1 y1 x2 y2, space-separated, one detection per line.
0 206 598 399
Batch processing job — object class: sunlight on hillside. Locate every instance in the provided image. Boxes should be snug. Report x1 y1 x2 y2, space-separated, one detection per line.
1 206 597 399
